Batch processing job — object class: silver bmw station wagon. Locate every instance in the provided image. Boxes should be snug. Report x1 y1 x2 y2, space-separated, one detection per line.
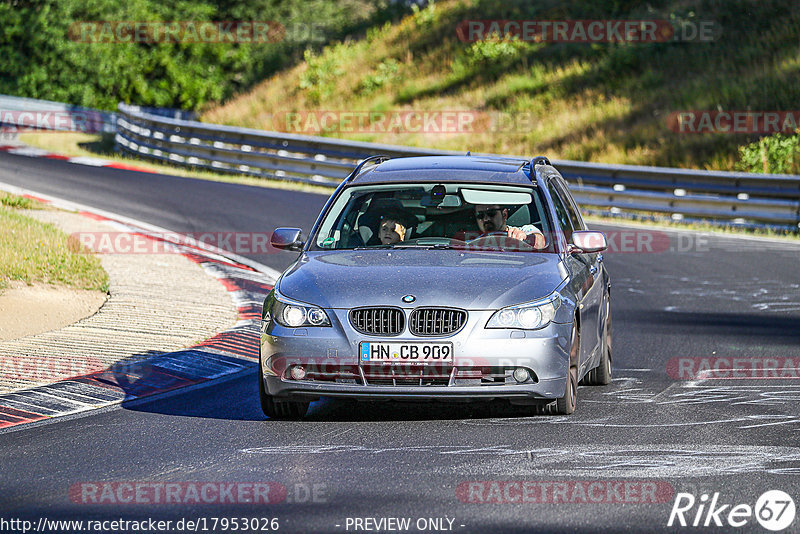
259 155 611 419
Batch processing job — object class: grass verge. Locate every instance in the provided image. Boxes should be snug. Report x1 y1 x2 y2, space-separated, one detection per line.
0 193 109 293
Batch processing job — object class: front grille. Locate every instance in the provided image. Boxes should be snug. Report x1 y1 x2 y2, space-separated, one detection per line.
408 308 467 336
361 364 453 386
349 307 405 336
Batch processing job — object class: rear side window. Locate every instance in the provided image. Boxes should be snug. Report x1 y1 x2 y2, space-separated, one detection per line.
554 179 585 232
547 182 575 242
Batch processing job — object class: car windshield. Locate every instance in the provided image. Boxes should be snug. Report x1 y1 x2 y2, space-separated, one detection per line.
311 183 554 252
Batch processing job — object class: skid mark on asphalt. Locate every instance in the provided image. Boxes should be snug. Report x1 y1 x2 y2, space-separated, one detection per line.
460 445 800 478
618 275 800 313
241 444 800 477
583 376 800 407
436 377 800 431
463 413 800 429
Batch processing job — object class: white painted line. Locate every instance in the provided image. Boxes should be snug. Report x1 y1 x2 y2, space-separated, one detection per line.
67 156 112 166
29 388 97 408
7 147 51 157
739 418 800 429
682 384 800 388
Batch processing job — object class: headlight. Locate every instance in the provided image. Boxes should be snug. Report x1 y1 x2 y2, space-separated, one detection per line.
486 294 561 330
272 294 331 328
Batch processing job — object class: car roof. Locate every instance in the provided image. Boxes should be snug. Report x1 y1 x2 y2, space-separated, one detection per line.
351 155 537 186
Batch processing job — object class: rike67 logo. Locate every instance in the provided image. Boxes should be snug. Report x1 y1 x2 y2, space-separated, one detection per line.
668 490 795 531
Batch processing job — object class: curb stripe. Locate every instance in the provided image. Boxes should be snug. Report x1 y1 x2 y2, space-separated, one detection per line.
0 406 46 428
0 144 158 174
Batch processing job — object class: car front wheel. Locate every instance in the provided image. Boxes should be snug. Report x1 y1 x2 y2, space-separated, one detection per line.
538 323 579 415
583 297 612 386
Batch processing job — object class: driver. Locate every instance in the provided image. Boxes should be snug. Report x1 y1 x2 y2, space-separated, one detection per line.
474 204 546 249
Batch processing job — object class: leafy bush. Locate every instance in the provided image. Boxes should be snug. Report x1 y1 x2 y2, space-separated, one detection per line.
0 193 34 210
411 1 438 29
358 58 401 95
451 37 529 80
738 132 800 174
299 48 347 104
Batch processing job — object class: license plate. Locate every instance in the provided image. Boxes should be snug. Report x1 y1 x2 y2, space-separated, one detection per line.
360 342 453 365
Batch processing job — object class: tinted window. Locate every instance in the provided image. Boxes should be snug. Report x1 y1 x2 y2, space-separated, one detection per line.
547 181 574 242
554 179 585 232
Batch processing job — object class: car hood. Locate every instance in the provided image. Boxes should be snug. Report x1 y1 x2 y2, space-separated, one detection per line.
277 249 566 310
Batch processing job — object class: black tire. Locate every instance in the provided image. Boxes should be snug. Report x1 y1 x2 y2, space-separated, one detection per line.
584 298 612 386
258 362 309 420
555 366 578 414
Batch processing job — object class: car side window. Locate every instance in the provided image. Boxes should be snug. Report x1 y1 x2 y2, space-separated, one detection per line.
554 179 585 232
547 181 574 243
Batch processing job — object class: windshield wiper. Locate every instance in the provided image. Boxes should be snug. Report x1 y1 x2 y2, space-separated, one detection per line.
393 243 455 249
351 243 457 250
352 244 396 250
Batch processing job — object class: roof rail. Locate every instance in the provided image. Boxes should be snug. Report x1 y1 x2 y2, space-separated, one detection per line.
347 155 390 182
530 156 551 167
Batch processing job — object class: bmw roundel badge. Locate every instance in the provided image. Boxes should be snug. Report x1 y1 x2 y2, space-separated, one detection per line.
402 295 416 303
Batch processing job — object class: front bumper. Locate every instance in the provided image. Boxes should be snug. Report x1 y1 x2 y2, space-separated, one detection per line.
261 308 573 403
263 375 567 403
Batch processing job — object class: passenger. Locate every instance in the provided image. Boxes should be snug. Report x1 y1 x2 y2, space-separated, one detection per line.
474 204 546 249
377 215 408 245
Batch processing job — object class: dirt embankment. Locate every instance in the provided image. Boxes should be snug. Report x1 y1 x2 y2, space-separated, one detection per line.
0 282 106 341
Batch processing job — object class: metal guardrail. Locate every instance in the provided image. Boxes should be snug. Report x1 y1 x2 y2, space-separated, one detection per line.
115 102 800 228
1 94 796 228
0 94 116 134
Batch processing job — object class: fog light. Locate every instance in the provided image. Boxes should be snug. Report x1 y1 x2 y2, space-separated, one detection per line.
513 367 530 383
289 365 306 380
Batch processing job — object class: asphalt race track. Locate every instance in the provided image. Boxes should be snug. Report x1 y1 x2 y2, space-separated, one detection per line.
1 150 799 533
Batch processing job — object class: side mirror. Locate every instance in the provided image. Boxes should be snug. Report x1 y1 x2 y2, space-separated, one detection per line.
569 231 607 253
271 228 305 251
